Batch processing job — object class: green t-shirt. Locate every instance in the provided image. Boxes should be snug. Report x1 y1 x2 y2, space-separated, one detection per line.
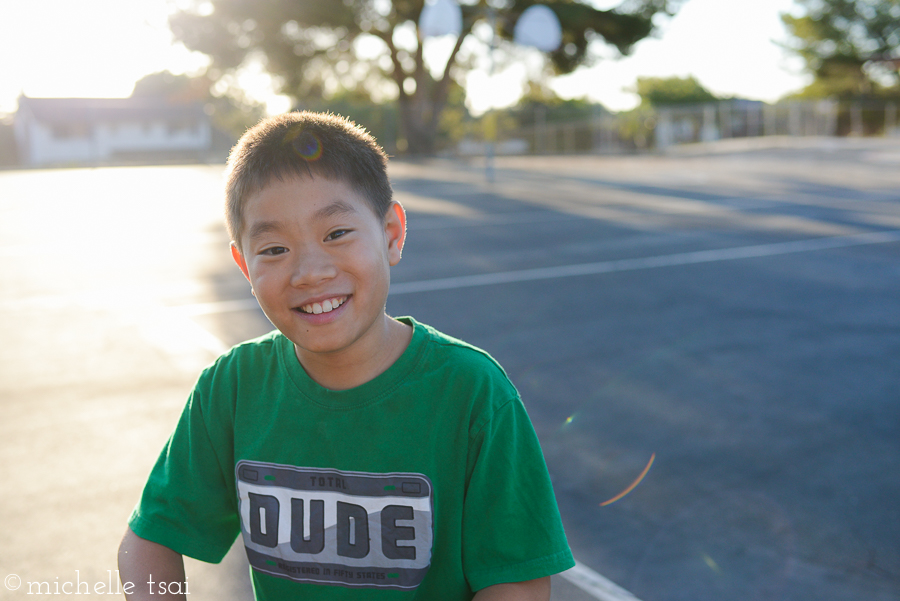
129 317 574 600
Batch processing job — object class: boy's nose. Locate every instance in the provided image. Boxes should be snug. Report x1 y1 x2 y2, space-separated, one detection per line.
289 247 338 287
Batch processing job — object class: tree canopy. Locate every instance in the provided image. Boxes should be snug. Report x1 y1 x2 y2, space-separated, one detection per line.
131 71 263 139
781 0 900 98
169 0 680 153
632 75 718 106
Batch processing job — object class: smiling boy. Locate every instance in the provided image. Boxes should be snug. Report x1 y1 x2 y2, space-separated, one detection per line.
119 112 574 600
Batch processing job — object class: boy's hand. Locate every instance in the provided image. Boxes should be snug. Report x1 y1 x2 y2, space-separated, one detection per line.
118 527 187 600
473 576 551 601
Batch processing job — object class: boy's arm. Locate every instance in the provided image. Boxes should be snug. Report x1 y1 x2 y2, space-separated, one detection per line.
118 527 187 600
473 576 551 601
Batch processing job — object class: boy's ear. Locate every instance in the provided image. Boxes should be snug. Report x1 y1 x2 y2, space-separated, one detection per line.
231 242 251 282
385 201 406 266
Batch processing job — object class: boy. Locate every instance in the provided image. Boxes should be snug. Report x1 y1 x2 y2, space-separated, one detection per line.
119 112 574 600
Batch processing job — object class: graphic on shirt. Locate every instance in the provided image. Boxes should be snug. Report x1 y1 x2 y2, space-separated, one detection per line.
236 460 433 589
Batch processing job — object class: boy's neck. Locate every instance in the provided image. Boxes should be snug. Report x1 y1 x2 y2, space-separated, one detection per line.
293 315 413 391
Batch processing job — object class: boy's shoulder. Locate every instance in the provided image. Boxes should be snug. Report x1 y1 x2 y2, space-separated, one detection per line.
222 328 283 359
414 319 505 370
403 317 518 395
196 329 284 381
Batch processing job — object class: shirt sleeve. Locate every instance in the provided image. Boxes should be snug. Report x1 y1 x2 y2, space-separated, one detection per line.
462 397 575 591
127 380 241 563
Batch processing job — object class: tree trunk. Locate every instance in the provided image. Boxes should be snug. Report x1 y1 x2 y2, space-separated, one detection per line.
398 94 438 155
382 20 471 156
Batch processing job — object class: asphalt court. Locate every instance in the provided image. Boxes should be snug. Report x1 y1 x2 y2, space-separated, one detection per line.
1 137 899 600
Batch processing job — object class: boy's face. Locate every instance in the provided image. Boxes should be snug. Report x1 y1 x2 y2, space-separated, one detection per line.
232 175 405 360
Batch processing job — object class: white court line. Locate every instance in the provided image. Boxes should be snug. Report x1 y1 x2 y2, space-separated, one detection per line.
176 297 261 317
389 229 900 295
171 230 900 316
559 561 642 601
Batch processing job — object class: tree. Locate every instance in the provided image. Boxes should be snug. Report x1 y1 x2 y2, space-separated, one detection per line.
131 71 264 140
632 75 717 106
132 70 211 102
781 0 900 98
169 0 680 154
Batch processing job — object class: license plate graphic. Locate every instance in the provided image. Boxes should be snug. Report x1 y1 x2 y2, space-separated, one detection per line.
236 461 433 589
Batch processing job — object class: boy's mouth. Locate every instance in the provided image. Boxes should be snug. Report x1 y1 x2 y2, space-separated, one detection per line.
296 296 347 315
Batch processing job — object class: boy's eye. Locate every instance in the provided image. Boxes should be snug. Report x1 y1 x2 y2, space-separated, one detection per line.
326 229 351 241
260 246 288 256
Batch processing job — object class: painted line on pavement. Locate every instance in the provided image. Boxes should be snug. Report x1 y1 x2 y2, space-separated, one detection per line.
170 230 900 317
388 229 900 295
176 297 261 317
559 561 642 601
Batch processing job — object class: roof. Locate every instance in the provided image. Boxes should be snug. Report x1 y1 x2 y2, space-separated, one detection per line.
17 96 206 125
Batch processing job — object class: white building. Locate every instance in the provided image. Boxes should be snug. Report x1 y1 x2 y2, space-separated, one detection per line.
14 96 213 167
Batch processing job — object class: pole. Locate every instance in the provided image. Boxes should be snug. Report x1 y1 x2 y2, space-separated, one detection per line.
485 6 497 183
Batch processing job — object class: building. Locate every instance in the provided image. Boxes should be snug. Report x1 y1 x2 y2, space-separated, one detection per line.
14 96 213 167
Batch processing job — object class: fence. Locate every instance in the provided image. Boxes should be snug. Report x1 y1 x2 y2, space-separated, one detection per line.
460 99 900 157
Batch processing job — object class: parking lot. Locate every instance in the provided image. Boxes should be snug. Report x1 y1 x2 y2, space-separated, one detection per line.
1 137 898 600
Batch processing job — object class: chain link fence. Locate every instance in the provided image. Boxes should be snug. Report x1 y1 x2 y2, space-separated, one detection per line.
457 99 900 157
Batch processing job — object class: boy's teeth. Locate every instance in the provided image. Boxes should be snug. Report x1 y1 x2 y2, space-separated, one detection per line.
301 297 345 314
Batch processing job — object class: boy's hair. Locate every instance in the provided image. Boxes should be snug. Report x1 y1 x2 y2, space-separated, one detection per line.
225 111 392 249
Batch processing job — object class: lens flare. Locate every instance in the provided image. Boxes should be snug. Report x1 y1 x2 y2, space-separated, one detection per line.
284 127 323 161
599 452 655 507
702 553 722 574
558 413 578 432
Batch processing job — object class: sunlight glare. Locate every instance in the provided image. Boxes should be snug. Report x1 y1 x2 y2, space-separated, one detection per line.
466 65 528 116
0 0 208 113
551 0 807 111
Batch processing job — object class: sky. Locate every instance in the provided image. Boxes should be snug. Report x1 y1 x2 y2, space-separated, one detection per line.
0 0 809 117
